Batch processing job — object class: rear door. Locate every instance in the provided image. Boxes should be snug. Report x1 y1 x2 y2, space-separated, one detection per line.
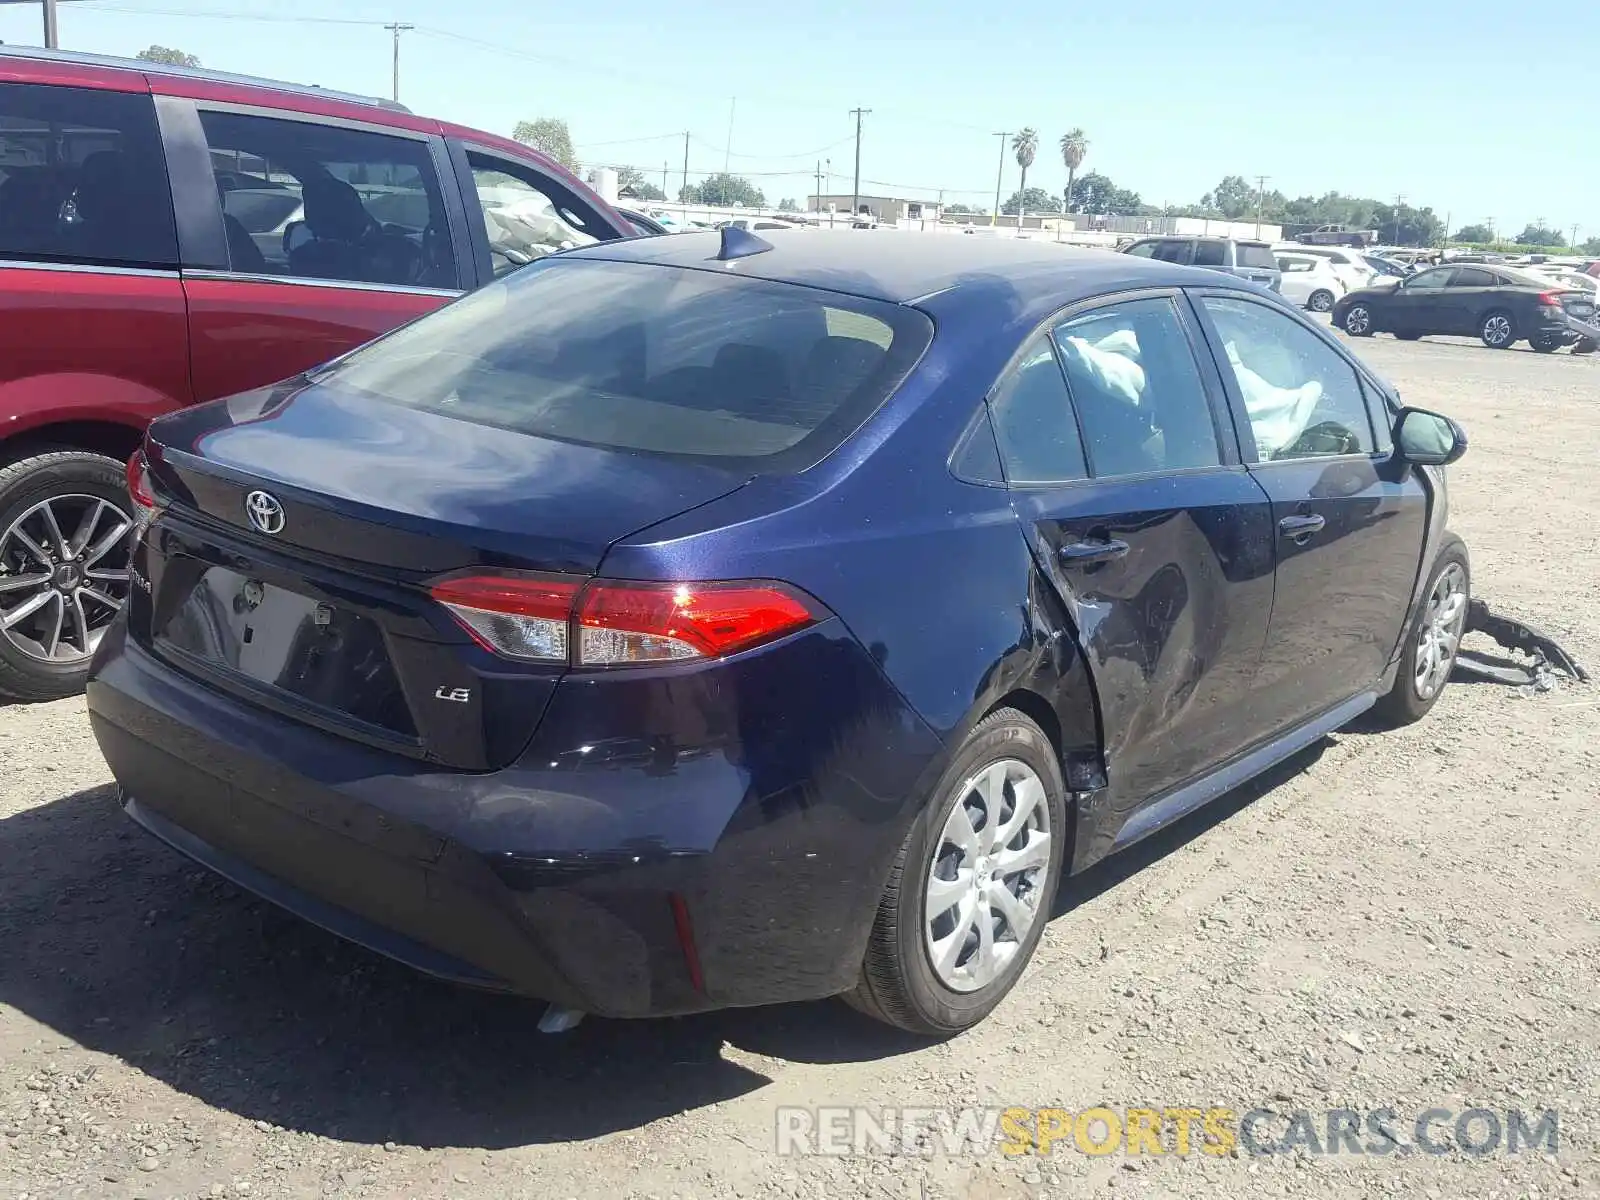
0 77 190 430
1442 266 1500 335
154 97 471 403
1232 241 1280 290
1192 290 1427 732
994 292 1277 826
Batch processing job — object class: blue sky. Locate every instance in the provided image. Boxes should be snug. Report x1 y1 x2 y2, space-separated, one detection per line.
1 0 1589 238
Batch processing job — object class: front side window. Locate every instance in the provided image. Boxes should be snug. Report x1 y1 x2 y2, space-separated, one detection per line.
312 258 932 470
1150 240 1193 265
468 151 602 277
1193 241 1227 267
1406 267 1455 289
0 82 177 268
1053 297 1220 477
199 109 456 289
1449 267 1496 287
987 337 1087 484
1201 295 1375 461
1123 241 1157 258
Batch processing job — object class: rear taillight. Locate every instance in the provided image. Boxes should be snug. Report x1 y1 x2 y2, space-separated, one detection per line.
428 574 821 666
1538 291 1567 308
125 449 156 513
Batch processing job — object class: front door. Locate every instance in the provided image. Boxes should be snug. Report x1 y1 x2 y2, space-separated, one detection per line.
990 294 1276 826
168 103 467 403
1385 265 1455 335
1192 291 1428 732
1440 266 1500 335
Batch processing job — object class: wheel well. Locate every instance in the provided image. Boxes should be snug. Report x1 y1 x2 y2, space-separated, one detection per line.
986 687 1080 869
0 421 143 470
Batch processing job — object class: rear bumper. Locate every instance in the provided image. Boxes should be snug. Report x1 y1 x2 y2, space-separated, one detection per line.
87 619 944 1017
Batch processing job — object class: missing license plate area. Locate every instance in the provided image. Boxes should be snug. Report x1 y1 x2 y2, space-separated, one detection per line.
156 563 416 736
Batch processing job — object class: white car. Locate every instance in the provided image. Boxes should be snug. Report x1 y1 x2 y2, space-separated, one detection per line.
1274 252 1347 313
1274 243 1374 291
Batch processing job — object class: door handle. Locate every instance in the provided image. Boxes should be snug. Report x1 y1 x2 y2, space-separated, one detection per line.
1060 538 1130 566
1278 513 1327 541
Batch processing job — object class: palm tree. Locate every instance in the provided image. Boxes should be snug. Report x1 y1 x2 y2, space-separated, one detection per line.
1012 128 1038 234
1059 128 1088 216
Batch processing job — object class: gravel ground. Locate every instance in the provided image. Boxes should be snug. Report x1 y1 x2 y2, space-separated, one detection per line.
1 330 1596 1200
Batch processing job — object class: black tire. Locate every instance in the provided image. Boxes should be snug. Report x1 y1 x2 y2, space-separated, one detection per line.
1573 338 1597 355
846 707 1067 1035
1530 333 1561 353
1342 304 1374 336
0 451 136 702
1308 289 1335 314
1479 310 1515 349
1372 535 1470 728
1394 331 1423 341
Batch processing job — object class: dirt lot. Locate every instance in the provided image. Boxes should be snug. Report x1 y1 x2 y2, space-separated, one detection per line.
1 331 1596 1200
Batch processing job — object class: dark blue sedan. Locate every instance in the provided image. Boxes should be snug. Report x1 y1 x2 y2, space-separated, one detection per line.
88 229 1471 1035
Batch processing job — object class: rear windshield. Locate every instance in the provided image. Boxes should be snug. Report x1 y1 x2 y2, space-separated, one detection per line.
313 257 933 470
1236 243 1277 269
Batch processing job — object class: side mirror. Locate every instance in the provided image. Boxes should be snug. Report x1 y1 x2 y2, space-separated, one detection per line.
1394 406 1467 466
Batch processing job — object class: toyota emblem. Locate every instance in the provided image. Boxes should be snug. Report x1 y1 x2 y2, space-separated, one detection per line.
244 490 286 535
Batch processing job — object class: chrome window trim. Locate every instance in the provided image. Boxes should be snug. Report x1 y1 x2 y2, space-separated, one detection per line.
0 258 180 280
180 268 462 298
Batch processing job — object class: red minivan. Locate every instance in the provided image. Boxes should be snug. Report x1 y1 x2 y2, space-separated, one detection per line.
0 46 632 700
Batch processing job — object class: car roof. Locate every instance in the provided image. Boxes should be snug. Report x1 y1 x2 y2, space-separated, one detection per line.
0 45 406 114
567 229 1237 309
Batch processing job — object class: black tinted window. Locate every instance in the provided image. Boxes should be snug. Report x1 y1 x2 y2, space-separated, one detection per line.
199 110 456 288
315 258 933 470
1054 298 1220 476
1123 241 1158 258
1450 267 1497 287
1150 240 1193 265
987 338 1087 484
1237 243 1277 269
0 82 176 268
1193 241 1227 267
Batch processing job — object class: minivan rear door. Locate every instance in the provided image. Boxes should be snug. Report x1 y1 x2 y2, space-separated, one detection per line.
1232 241 1281 291
152 92 469 403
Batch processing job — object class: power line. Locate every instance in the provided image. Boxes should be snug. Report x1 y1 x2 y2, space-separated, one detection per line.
74 3 392 24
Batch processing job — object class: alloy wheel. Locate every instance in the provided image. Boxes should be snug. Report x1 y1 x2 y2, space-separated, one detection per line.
1414 562 1468 701
1483 315 1513 347
1345 306 1370 334
923 759 1052 993
0 494 133 665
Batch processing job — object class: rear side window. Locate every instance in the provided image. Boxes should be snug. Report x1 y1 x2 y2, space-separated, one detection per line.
1149 240 1193 265
198 109 457 289
987 337 1088 484
314 257 933 470
1450 267 1497 287
0 82 177 269
1236 243 1277 269
1193 241 1227 267
1053 297 1221 477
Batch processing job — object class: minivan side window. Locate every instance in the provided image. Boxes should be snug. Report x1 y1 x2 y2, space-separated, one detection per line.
1053 298 1221 477
0 82 177 269
1201 295 1376 461
1193 241 1227 267
466 150 602 278
1123 241 1158 258
986 337 1088 484
1150 240 1194 265
198 109 457 289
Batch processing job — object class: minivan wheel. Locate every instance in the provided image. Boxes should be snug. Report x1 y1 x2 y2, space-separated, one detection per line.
1372 536 1470 727
0 451 136 702
1480 311 1515 349
1308 289 1335 313
1343 304 1373 336
846 707 1066 1035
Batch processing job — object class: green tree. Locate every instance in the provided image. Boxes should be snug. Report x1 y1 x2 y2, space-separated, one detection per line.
614 168 667 202
1516 224 1565 247
1069 171 1144 215
1453 223 1494 243
1011 128 1039 219
778 197 799 212
679 173 766 207
1201 175 1259 220
1581 237 1600 256
512 118 576 170
944 202 984 215
1001 187 1061 216
1058 128 1088 214
136 45 201 67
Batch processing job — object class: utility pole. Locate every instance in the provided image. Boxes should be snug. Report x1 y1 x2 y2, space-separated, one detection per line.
814 160 824 214
724 98 736 175
991 131 1009 227
848 107 870 223
1572 224 1581 250
661 161 668 197
1254 174 1269 239
1393 193 1406 246
42 0 59 48
681 131 690 209
383 22 413 104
